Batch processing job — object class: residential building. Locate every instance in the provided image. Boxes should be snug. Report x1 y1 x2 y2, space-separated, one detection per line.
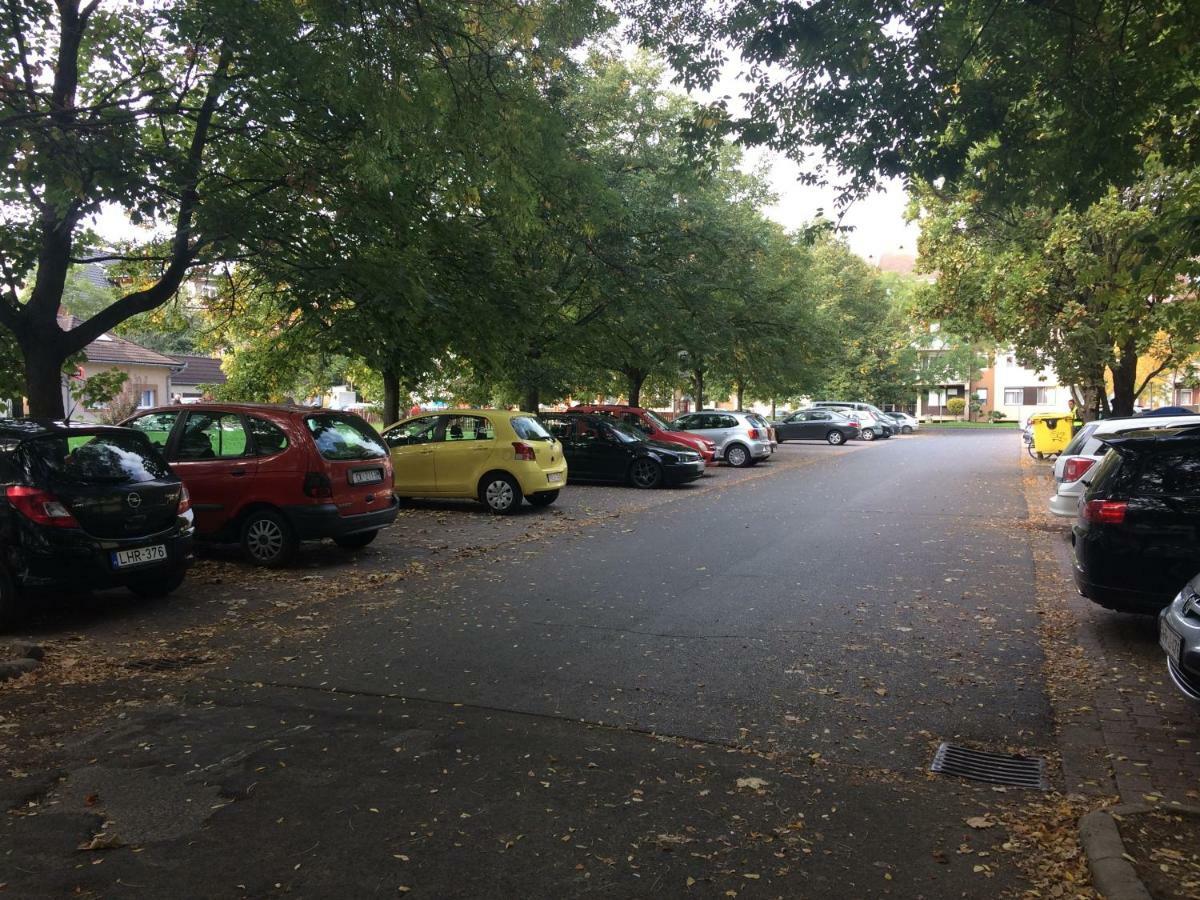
171 354 227 403
59 315 181 421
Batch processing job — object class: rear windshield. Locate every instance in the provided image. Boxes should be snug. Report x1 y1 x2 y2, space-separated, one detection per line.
511 416 552 441
1062 422 1098 456
304 414 387 460
27 432 172 484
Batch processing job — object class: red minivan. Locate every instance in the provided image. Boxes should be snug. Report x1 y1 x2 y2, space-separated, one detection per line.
124 404 398 566
571 405 717 465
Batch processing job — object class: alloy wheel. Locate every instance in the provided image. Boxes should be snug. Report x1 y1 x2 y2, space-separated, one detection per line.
631 459 661 488
727 445 749 467
828 431 844 445
246 518 284 562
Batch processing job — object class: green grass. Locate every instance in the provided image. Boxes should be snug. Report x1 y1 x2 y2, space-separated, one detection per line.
922 420 1018 429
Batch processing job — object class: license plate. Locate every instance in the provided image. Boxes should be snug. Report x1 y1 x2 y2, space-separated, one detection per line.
112 544 167 569
547 472 563 484
1161 619 1183 663
350 468 384 485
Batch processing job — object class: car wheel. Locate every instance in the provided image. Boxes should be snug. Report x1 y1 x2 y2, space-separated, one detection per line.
334 530 378 549
902 425 913 434
725 443 752 467
128 567 187 599
629 458 663 488
528 490 559 507
0 568 25 629
826 430 845 445
481 473 522 514
861 429 876 442
240 509 298 567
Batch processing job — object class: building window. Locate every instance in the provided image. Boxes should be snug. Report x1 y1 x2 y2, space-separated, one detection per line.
928 390 943 407
1036 387 1055 405
1180 389 1194 405
1003 388 1022 405
139 389 156 408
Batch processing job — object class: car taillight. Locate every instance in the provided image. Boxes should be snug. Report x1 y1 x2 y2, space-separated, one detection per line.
177 484 192 515
512 441 536 461
1083 499 1127 524
303 472 334 498
5 485 80 528
1063 457 1095 483
747 428 761 439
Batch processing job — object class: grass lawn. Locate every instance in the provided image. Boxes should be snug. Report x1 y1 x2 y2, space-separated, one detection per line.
922 420 1018 429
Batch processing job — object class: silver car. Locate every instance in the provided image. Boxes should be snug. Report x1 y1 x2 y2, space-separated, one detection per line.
1160 572 1200 702
671 410 773 467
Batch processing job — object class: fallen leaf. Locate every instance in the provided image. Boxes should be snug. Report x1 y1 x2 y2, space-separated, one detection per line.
736 777 768 790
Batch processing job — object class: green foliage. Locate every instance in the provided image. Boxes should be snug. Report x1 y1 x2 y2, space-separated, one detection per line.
69 368 129 410
946 397 966 418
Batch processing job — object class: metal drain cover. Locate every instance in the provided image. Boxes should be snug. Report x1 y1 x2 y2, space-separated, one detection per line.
930 742 1048 789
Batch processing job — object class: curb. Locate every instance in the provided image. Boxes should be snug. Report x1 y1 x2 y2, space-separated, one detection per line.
1079 802 1200 899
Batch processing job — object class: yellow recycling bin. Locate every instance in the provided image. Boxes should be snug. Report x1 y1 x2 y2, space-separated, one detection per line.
1029 411 1073 458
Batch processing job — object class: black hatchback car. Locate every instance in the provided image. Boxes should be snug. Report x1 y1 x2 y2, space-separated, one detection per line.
539 413 706 488
1072 424 1200 613
0 420 194 623
773 409 860 445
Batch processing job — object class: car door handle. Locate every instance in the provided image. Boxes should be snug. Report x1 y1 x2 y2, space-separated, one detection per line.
418 449 434 455
230 469 247 477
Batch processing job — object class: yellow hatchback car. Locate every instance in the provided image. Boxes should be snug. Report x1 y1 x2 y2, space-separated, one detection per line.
383 409 568 513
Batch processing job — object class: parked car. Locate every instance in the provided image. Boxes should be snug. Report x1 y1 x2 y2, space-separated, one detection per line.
670 410 773 467
0 420 195 623
773 409 860 445
1048 412 1200 518
746 412 778 451
125 404 398 566
539 412 705 487
570 405 717 465
887 412 920 434
1159 571 1200 701
1072 424 1200 612
818 405 888 441
383 409 566 514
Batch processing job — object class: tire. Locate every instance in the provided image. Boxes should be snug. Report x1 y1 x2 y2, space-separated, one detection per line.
128 567 187 599
902 426 914 434
0 568 25 629
629 458 663 489
861 429 876 442
725 443 752 468
334 530 378 549
528 490 559 507
826 430 845 445
240 509 298 567
480 473 522 514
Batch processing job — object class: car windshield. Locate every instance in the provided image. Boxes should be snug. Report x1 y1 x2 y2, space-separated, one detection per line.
1063 422 1098 456
511 416 553 441
607 421 644 443
643 410 673 431
304 414 387 460
27 432 171 484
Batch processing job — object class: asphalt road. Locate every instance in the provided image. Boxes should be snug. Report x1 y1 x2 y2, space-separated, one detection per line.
2 430 1057 898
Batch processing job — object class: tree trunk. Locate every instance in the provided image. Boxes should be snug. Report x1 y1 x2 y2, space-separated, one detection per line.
382 368 401 425
770 398 776 418
692 368 705 410
7 396 24 418
522 386 540 414
626 369 646 408
734 379 745 411
1110 338 1139 417
23 342 67 419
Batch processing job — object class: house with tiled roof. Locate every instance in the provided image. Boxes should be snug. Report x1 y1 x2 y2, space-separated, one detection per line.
59 315 182 421
171 354 227 403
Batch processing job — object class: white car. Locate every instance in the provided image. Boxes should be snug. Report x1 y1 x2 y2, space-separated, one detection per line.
888 412 920 434
1047 412 1200 517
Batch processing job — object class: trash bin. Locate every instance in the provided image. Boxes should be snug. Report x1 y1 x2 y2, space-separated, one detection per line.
1029 412 1073 458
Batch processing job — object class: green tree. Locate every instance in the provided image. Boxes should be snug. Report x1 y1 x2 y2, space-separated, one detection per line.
913 162 1200 417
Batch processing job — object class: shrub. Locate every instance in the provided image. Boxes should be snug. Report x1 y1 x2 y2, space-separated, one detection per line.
946 397 967 419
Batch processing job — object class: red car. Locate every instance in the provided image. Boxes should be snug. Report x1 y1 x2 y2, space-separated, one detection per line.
123 404 398 567
571 405 717 465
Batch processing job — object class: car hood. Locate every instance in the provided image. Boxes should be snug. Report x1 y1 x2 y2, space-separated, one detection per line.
662 430 713 449
644 439 697 458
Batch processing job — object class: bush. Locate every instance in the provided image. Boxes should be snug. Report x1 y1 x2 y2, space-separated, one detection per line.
946 397 966 418
988 409 1007 423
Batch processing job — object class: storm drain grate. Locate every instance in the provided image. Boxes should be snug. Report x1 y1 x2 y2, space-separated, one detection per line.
930 742 1048 789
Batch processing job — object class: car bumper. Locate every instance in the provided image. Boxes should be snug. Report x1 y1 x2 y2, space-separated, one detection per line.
516 463 569 496
283 495 400 540
1072 556 1170 613
749 441 773 459
664 460 707 485
1160 593 1200 701
11 524 194 591
1048 488 1082 518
